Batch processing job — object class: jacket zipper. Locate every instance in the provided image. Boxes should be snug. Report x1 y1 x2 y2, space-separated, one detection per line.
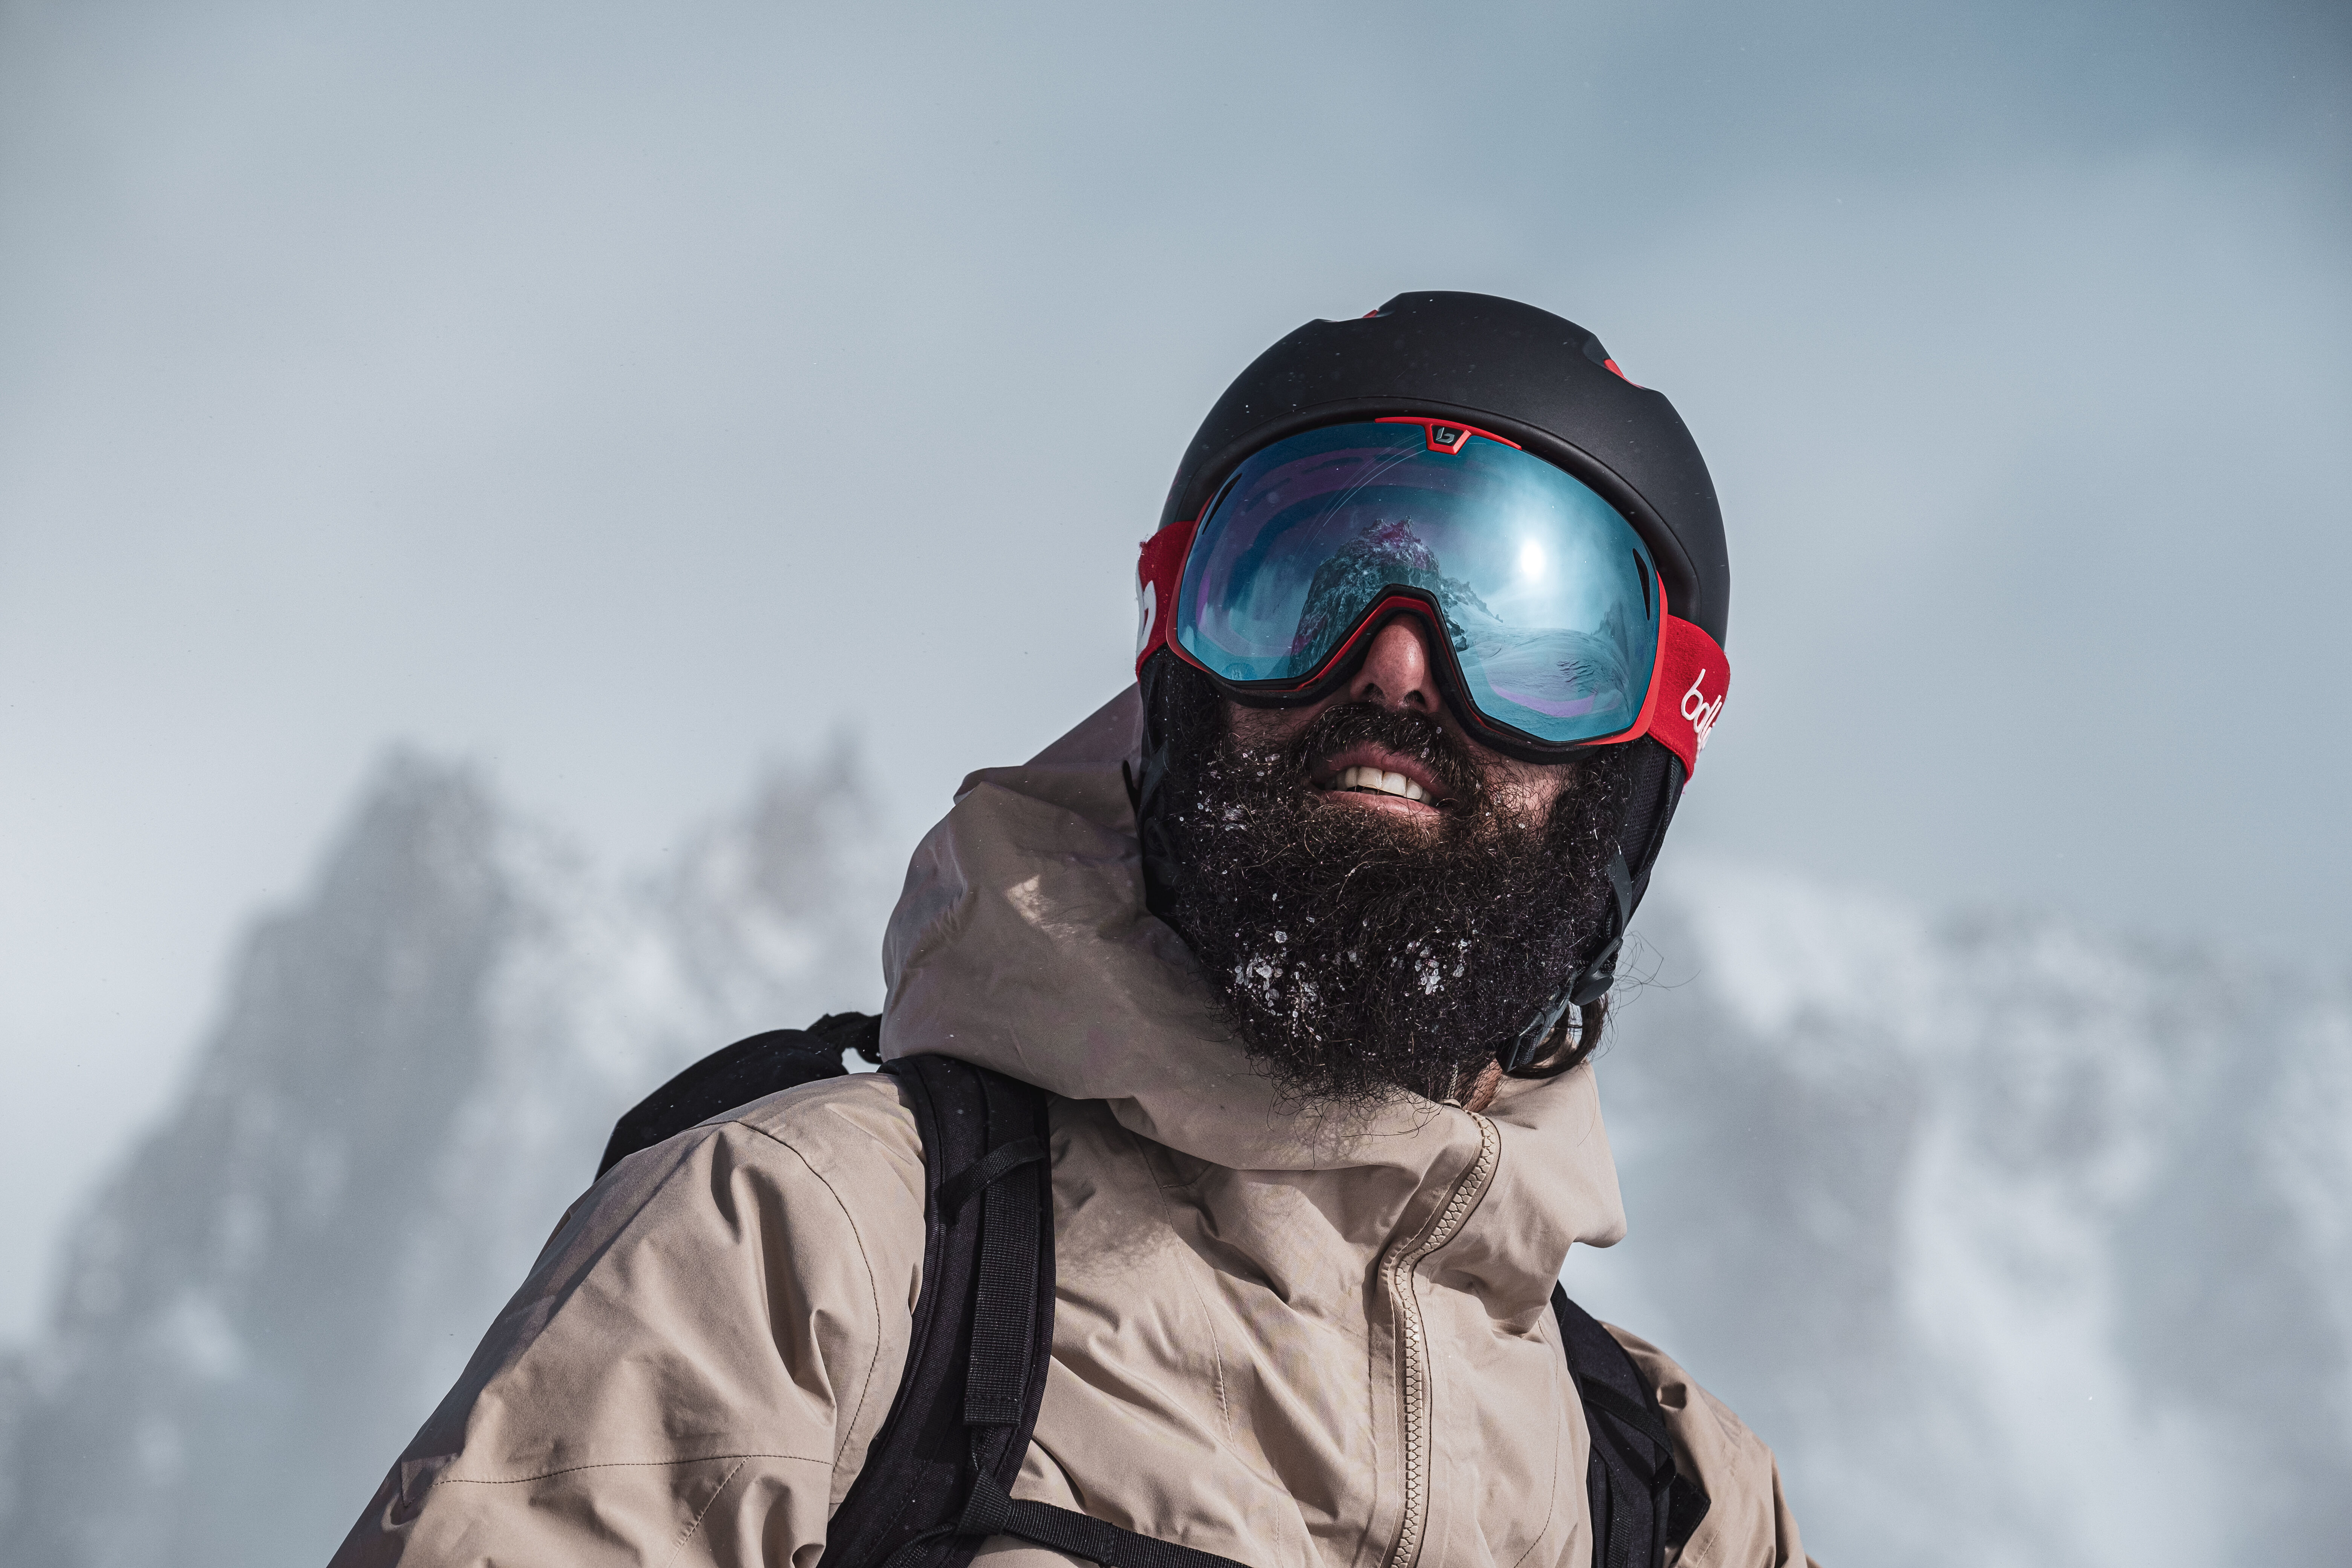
1378 1112 1501 1568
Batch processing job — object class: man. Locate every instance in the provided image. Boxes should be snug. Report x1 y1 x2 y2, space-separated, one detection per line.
332 292 1808 1567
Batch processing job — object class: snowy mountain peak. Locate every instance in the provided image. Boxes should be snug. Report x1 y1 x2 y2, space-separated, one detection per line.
0 748 896 1568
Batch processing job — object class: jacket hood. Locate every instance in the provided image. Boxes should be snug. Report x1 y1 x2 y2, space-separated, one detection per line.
880 686 1628 1263
333 690 1804 1568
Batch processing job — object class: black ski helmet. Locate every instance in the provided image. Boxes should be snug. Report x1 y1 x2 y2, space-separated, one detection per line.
1132 291 1731 1072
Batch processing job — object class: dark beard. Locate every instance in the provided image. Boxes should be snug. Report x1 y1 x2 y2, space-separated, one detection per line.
1149 662 1633 1112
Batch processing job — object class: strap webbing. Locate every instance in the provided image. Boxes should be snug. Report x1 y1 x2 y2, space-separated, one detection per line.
1576 1379 1676 1465
963 1136 1044 1428
959 1470 1256 1568
938 1137 1046 1218
1568 851 1634 1006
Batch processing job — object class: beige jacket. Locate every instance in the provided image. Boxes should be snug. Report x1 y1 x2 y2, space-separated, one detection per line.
333 691 1811 1568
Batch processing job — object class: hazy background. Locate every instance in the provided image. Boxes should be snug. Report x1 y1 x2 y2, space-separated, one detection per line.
2 0 2346 1351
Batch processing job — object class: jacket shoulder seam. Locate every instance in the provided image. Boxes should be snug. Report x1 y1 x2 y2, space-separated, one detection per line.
726 1115 900 1465
661 1458 748 1568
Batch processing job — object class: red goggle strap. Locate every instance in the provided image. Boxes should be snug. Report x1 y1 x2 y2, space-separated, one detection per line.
1645 614 1729 779
1133 518 1729 777
1135 518 1197 672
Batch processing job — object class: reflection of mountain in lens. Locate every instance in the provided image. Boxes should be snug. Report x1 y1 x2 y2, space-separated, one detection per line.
1292 518 1638 729
1291 518 1453 662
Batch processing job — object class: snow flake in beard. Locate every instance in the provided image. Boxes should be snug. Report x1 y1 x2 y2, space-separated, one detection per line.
1149 661 1633 1115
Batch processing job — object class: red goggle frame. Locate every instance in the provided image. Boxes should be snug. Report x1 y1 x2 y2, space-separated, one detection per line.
1134 421 1729 776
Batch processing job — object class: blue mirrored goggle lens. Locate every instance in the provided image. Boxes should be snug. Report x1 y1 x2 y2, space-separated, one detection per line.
1173 422 1660 745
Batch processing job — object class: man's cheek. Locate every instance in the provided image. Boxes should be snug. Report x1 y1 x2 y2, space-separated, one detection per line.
1224 705 1309 750
1487 760 1574 814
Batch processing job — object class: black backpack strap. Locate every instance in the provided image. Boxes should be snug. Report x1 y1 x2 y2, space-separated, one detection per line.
819 1056 1054 1568
601 1017 1251 1568
1553 1285 1710 1568
819 1054 1257 1568
596 1015 879 1179
949 1469 1255 1568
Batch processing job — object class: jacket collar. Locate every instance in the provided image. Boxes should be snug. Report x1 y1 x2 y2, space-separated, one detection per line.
879 687 1628 1266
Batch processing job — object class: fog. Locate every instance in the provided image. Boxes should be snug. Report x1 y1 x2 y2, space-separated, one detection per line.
1 0 2345 1367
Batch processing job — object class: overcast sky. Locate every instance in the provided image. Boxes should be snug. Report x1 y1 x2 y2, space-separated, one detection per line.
2 0 2346 1336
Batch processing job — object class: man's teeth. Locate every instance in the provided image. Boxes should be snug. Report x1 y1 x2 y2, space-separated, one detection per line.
1337 764 1427 802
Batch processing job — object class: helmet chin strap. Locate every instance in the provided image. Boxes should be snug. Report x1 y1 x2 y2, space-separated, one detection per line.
1498 849 1632 1075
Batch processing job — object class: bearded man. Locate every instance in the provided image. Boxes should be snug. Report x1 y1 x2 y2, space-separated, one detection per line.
332 293 1810 1568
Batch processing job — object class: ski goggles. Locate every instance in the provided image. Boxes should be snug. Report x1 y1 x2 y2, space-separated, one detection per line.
1135 418 1729 773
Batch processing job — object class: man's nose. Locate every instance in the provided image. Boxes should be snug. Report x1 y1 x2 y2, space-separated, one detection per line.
1346 617 1441 714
